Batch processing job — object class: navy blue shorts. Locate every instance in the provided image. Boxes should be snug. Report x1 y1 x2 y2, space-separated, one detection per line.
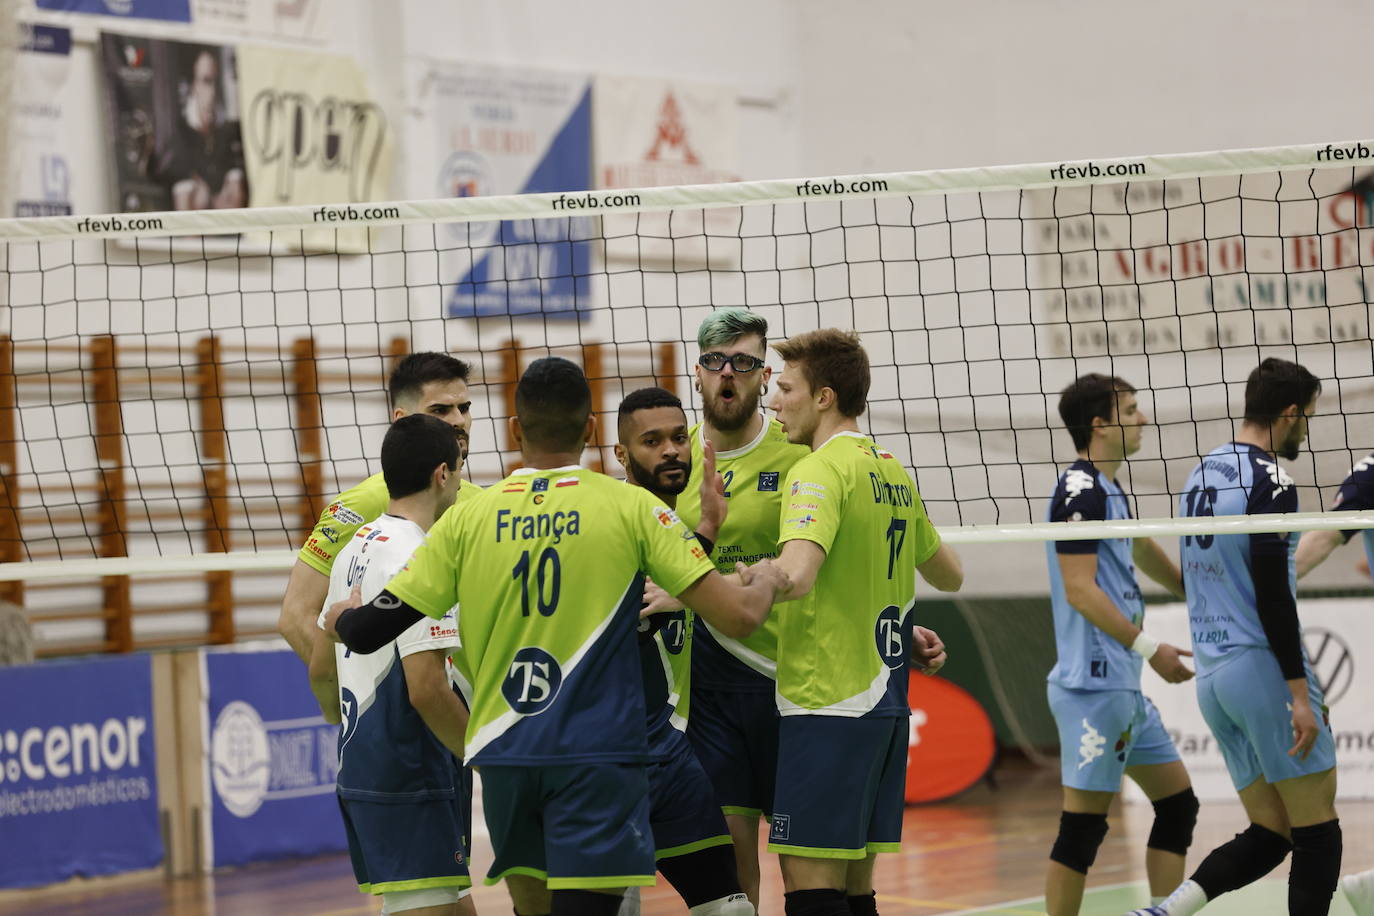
481 763 656 890
766 715 907 860
648 728 733 858
686 687 780 817
338 791 472 893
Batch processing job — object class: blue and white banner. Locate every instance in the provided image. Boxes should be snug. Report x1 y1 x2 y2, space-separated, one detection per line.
9 24 78 217
407 59 593 319
0 654 161 889
202 641 344 868
35 0 191 22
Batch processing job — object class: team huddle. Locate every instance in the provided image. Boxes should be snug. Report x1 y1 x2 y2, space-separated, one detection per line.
274 310 1374 916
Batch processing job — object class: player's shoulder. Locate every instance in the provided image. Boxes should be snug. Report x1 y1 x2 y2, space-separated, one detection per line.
322 472 389 525
1051 458 1106 508
1345 452 1374 485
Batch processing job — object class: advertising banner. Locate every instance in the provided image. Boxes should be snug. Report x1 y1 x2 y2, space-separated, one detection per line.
0 654 161 889
10 25 77 217
236 44 391 208
407 59 593 318
99 32 248 213
1133 598 1374 801
202 642 344 868
593 74 738 190
36 0 191 22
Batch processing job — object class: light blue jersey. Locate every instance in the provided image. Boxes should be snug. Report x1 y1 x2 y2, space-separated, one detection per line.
1046 459 1144 691
1333 452 1374 574
1178 442 1299 676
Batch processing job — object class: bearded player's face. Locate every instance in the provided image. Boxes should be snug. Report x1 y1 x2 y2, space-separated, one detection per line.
696 334 770 433
622 406 692 497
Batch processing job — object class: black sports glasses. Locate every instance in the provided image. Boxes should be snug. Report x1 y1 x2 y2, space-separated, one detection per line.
698 352 766 373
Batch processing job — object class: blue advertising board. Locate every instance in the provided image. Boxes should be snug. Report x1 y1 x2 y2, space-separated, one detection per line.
35 0 191 22
0 654 162 889
202 642 344 868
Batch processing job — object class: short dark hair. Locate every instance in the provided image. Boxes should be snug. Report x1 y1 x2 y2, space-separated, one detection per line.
1244 357 1322 424
516 357 592 452
772 328 870 417
381 414 459 500
617 387 685 442
388 352 471 409
1058 374 1137 452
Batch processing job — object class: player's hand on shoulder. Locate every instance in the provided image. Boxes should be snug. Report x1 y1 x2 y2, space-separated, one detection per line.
320 583 363 642
641 577 684 617
1149 642 1194 683
912 625 948 676
1288 694 1319 760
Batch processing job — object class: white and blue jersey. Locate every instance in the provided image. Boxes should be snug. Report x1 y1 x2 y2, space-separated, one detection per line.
320 514 467 801
1046 460 1145 691
1333 452 1374 573
1178 443 1299 677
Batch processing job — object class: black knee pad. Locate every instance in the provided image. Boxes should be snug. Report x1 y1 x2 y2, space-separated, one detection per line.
1049 810 1110 875
1147 788 1200 855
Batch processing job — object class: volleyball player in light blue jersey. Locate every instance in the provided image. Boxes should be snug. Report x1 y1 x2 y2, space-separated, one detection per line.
1129 358 1355 916
1043 374 1197 916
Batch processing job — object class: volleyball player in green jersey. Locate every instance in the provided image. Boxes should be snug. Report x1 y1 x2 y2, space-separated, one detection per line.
278 352 475 716
671 309 809 909
325 358 789 916
765 329 963 916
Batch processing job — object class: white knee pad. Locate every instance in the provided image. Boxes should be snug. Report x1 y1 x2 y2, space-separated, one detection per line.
689 893 755 916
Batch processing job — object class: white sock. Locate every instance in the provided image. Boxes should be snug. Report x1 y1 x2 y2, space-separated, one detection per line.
1151 897 1166 906
1157 879 1208 915
689 893 754 916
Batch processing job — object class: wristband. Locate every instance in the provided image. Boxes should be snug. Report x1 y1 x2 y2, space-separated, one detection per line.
1130 631 1160 660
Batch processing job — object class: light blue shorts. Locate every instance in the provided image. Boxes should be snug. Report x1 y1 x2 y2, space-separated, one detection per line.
1196 648 1337 791
1048 684 1180 792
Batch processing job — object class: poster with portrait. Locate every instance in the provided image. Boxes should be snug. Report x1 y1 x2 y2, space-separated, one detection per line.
100 32 249 213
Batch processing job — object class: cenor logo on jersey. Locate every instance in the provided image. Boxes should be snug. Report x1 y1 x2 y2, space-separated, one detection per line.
757 472 779 492
502 647 563 715
874 605 905 669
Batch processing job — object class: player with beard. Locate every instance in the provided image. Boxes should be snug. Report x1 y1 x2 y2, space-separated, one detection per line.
613 386 752 916
671 309 810 908
279 351 477 718
1129 358 1343 916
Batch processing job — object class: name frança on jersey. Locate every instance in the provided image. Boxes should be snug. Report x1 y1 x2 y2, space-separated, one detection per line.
495 507 582 543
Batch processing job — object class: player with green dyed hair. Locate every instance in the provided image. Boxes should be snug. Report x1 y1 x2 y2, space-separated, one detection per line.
325 357 789 916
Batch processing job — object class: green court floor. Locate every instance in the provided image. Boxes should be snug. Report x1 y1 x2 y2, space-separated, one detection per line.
946 880 1357 915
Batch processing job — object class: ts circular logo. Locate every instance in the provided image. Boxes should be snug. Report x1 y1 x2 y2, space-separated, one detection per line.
1303 627 1353 705
210 700 271 818
874 605 906 670
339 687 361 752
661 611 688 655
502 648 563 715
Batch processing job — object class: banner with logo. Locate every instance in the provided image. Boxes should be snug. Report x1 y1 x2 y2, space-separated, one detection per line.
10 25 77 217
406 59 593 318
593 75 737 190
202 641 343 868
236 44 391 208
1131 598 1374 802
36 0 191 21
0 654 161 889
99 32 248 213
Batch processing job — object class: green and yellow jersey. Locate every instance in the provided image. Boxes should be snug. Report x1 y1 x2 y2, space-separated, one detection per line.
676 418 808 692
775 432 941 717
297 472 482 575
386 466 715 766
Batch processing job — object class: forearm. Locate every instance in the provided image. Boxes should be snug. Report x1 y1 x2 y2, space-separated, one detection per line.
1066 582 1141 648
335 590 425 654
412 689 469 759
307 636 341 725
917 543 963 592
279 561 329 662
1133 538 1184 598
1295 528 1344 579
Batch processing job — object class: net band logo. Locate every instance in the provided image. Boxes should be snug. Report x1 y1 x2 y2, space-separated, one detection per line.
75 215 164 233
550 192 643 211
312 205 402 223
1317 143 1372 162
1049 161 1147 180
796 178 890 196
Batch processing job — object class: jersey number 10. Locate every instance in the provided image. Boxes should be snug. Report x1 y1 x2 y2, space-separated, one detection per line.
512 547 562 616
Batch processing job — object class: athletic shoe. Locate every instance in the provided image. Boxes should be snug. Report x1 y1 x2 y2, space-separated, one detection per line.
1344 874 1374 916
1122 909 1165 916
